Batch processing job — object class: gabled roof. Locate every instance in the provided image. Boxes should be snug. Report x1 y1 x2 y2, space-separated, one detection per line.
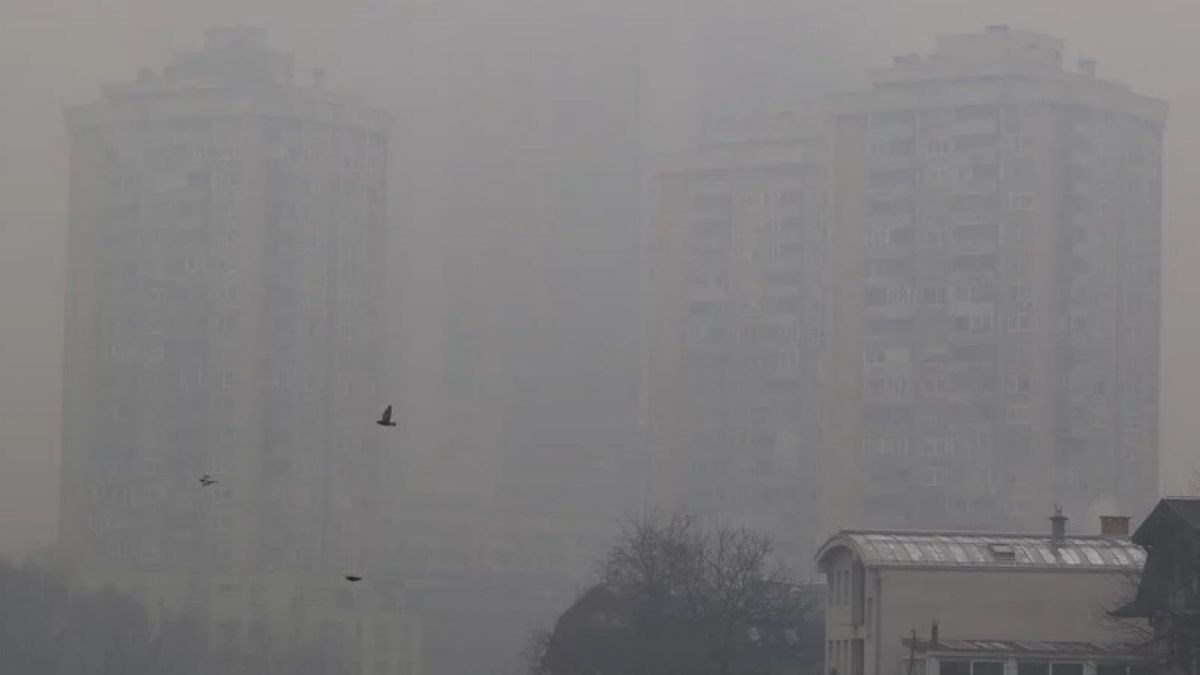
817 530 1144 572
1132 497 1200 545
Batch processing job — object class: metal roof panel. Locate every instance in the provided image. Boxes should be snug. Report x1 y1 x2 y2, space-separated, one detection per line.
829 530 1145 571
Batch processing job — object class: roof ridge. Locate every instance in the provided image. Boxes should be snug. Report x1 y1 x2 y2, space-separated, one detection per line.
837 528 1120 540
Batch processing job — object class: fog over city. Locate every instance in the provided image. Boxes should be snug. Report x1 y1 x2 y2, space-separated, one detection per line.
0 1 1195 674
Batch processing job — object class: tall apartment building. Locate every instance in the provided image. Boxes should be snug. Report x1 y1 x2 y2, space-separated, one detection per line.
831 26 1166 532
648 26 1166 567
649 108 833 567
61 28 415 672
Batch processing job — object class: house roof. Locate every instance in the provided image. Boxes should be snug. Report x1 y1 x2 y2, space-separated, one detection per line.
1132 497 1200 544
903 638 1160 660
817 530 1145 572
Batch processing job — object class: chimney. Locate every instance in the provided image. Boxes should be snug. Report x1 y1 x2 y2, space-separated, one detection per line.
1050 506 1068 542
1100 515 1131 539
930 621 939 648
1079 58 1097 78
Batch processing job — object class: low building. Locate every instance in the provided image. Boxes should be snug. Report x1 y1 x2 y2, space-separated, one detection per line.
816 511 1155 675
1115 497 1200 675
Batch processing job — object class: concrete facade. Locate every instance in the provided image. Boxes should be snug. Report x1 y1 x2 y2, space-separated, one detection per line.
648 107 834 568
830 25 1167 533
647 27 1168 573
60 28 416 673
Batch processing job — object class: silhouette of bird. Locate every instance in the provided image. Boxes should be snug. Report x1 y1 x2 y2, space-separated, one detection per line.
344 575 363 583
199 474 218 487
376 405 396 427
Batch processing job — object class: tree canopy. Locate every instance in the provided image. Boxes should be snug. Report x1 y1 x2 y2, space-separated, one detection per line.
531 513 822 675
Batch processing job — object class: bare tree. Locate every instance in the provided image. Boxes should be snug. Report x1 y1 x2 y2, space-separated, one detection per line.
522 628 553 675
690 525 805 675
536 512 818 675
1102 567 1157 646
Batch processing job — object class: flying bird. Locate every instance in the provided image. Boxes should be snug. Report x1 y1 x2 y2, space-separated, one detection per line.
199 474 218 487
376 405 396 427
344 575 363 583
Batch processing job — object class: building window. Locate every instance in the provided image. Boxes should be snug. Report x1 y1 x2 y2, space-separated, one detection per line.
1007 374 1032 394
922 377 946 395
870 376 908 396
919 467 946 487
1007 133 1035 151
144 484 165 505
1009 193 1035 211
943 662 972 675
864 437 909 456
140 543 160 565
921 438 953 457
142 456 164 476
926 166 950 184
1003 222 1029 244
953 314 993 333
1007 312 1033 332
1006 405 1032 425
947 662 1007 675
974 663 1005 675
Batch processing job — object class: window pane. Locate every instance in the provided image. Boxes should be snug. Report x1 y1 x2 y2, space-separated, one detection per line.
1018 662 1050 675
942 661 971 675
1052 663 1084 675
974 662 1004 675
1097 665 1127 675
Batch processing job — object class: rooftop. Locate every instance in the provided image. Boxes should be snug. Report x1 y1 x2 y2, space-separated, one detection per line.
1153 497 1200 529
1132 496 1200 544
817 530 1145 572
903 638 1159 659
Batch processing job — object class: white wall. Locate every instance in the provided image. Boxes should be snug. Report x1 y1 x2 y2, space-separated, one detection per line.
823 547 1141 675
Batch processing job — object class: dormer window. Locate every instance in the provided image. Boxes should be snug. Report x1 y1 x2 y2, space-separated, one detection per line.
989 543 1016 561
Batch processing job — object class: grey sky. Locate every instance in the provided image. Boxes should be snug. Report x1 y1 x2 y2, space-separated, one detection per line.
1 0 1196 554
